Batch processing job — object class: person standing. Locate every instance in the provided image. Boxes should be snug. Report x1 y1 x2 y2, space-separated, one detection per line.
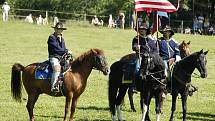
2 2 10 22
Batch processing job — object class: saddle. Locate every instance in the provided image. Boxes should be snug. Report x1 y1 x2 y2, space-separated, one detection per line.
35 60 70 80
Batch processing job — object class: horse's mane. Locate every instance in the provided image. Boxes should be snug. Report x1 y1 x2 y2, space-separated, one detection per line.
70 49 104 67
150 52 164 68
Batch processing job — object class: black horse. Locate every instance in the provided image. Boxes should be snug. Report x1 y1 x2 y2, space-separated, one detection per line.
168 49 208 121
108 52 165 121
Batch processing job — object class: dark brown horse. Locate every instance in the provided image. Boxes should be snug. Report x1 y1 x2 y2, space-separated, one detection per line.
11 49 109 121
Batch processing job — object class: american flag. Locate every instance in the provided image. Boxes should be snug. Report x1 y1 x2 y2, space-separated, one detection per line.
135 0 177 12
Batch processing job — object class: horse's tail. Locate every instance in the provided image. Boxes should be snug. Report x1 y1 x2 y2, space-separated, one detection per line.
108 61 123 114
11 63 25 102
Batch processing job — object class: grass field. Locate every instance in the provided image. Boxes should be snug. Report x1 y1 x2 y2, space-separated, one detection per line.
0 20 215 121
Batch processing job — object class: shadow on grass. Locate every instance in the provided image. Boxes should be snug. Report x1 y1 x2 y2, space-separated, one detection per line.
179 112 215 121
76 119 111 121
77 106 109 111
35 114 63 119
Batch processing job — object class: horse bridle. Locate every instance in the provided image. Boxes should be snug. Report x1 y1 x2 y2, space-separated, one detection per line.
142 53 166 86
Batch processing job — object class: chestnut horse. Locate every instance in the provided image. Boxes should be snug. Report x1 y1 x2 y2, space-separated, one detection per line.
11 49 109 121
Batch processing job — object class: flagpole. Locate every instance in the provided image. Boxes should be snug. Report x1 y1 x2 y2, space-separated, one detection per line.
135 11 141 64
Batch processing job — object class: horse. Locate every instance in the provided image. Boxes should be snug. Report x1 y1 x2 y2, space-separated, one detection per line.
179 40 191 59
125 40 192 112
168 49 208 121
11 49 110 121
108 52 165 121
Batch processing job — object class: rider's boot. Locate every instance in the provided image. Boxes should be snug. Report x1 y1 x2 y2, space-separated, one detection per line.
51 70 60 92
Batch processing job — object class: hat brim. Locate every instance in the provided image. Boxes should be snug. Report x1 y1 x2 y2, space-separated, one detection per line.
159 30 174 35
51 26 67 30
135 27 149 32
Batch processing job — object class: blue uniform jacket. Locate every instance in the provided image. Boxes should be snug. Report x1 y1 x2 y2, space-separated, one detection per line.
158 38 180 60
47 34 68 58
132 36 158 53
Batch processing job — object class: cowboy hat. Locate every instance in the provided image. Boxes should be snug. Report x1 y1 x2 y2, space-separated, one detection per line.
159 26 174 35
51 22 67 30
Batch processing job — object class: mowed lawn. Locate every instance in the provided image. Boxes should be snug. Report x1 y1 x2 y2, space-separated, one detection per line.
0 20 215 121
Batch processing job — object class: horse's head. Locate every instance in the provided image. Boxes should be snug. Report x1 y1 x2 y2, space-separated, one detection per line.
196 49 208 78
91 49 110 75
140 52 165 79
179 40 191 58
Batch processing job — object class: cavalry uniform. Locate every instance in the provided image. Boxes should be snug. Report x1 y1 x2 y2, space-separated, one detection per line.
132 36 158 54
48 22 70 92
158 26 181 77
48 34 68 59
158 37 180 60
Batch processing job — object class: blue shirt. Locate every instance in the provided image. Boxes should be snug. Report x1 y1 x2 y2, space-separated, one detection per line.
47 34 68 58
158 38 180 60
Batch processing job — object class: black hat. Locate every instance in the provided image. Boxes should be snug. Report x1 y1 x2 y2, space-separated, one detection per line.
135 24 149 31
159 26 174 35
51 22 67 30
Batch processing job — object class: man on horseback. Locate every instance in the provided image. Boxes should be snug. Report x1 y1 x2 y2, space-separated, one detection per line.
132 24 158 92
158 26 181 78
48 22 72 92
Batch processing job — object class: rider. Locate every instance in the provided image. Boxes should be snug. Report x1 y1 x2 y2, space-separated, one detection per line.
158 26 181 78
48 22 72 92
132 24 158 92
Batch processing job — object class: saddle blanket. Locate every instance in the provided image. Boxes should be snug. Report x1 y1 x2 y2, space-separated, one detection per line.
35 65 52 80
122 58 139 82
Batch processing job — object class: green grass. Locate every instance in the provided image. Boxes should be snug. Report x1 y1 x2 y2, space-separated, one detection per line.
0 20 215 121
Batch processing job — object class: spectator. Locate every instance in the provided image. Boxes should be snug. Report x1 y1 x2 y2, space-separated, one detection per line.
108 14 115 28
91 15 99 26
198 14 204 30
36 15 43 25
193 17 198 34
25 14 34 24
53 15 59 26
203 17 210 34
208 26 214 36
2 2 10 22
43 17 48 25
99 19 104 26
184 27 191 34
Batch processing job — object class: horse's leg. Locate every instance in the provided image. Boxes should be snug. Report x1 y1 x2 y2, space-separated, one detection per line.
116 86 128 121
69 97 78 121
145 93 153 121
170 91 178 121
140 91 150 121
128 87 136 112
64 93 73 121
26 92 40 121
155 92 162 121
181 93 188 121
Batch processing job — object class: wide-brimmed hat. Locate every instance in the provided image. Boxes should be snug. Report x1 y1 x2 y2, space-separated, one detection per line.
135 25 149 31
159 26 174 35
51 22 67 30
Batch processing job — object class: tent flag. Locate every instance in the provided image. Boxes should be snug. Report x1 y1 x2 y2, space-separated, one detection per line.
135 0 177 12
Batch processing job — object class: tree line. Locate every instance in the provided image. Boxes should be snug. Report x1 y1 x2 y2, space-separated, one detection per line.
1 0 215 25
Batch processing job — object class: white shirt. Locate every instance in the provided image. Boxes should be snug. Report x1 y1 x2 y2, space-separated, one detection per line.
2 4 10 13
